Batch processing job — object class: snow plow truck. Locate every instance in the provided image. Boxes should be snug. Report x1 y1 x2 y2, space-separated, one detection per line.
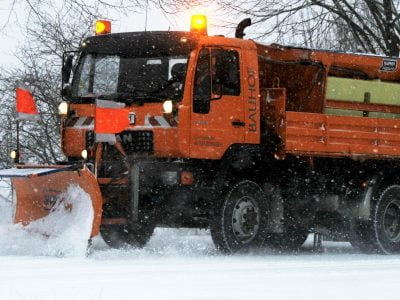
2 15 400 254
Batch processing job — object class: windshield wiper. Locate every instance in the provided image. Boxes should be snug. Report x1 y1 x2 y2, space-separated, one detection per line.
97 92 163 105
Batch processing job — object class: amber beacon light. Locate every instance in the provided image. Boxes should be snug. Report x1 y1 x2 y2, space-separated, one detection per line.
95 20 111 35
190 15 207 35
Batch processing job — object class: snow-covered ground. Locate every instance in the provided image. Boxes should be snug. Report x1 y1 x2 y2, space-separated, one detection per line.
1 183 400 300
1 231 400 300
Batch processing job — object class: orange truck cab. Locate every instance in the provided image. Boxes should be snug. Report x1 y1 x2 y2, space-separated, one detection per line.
58 16 400 254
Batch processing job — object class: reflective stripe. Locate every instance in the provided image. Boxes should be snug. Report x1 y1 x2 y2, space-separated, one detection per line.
154 116 170 127
66 115 176 131
141 114 177 129
75 117 86 127
66 117 94 129
83 117 93 126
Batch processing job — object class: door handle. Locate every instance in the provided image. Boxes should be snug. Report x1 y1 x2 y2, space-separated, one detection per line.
232 120 245 127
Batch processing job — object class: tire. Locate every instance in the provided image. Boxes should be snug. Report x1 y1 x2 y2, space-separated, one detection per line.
101 221 155 249
350 184 400 254
210 180 269 253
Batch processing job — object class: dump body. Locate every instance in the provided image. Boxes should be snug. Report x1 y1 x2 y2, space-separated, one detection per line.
257 44 400 159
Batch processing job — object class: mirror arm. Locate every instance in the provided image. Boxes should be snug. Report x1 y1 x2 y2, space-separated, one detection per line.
211 84 223 100
211 94 222 101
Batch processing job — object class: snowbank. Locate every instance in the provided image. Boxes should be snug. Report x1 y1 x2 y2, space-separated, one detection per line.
0 179 13 224
0 184 93 257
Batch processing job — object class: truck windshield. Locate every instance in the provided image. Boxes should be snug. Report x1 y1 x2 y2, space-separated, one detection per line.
71 53 188 103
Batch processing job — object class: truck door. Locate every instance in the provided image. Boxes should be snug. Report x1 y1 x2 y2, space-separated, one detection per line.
190 47 244 159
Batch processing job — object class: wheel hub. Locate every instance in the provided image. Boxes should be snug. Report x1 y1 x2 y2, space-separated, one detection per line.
232 196 260 242
383 199 400 243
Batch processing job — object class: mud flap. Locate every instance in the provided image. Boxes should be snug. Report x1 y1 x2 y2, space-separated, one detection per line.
0 166 102 237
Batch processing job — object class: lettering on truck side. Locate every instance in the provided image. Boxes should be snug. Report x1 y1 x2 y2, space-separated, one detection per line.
194 136 222 147
247 67 257 132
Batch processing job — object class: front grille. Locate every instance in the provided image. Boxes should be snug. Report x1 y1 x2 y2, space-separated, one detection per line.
117 131 154 154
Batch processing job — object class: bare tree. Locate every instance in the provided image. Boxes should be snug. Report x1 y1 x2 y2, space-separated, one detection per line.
2 0 197 28
0 0 199 166
207 0 400 56
0 6 96 165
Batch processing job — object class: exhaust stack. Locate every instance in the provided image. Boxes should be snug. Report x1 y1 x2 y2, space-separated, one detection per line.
235 18 252 39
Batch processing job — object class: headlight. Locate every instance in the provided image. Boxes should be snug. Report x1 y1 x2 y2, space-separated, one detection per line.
162 100 173 114
58 102 69 115
81 149 88 160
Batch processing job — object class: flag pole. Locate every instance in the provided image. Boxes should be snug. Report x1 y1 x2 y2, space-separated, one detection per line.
16 120 20 164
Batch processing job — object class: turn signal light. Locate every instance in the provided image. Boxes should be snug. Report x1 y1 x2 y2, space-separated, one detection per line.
95 20 111 35
180 171 194 185
190 15 207 35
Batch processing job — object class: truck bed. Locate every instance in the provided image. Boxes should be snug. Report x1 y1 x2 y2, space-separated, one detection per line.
271 88 400 159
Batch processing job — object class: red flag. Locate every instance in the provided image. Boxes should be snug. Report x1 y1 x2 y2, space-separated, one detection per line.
16 84 39 121
95 100 129 143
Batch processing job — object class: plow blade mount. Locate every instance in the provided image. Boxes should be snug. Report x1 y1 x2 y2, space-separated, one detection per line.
0 166 102 237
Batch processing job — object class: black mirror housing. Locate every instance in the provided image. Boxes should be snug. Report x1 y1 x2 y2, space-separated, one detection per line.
61 84 72 98
62 55 74 84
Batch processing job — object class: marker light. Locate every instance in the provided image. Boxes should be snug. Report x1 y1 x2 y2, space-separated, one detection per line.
163 100 173 114
10 150 17 160
10 150 19 163
81 149 88 160
190 15 207 35
95 20 111 35
58 102 69 115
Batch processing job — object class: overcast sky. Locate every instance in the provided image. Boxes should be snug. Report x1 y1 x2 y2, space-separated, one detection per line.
0 1 236 68
0 2 176 67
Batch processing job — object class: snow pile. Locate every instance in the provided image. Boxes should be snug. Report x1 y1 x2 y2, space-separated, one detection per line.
91 228 217 260
0 184 93 257
0 179 13 224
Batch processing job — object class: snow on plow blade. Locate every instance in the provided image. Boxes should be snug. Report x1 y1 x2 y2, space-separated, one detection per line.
0 166 102 237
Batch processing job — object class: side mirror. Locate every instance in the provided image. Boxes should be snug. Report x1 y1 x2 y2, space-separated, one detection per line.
62 55 74 84
61 84 72 98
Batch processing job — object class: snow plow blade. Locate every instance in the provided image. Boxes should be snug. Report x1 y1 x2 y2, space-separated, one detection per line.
0 166 102 237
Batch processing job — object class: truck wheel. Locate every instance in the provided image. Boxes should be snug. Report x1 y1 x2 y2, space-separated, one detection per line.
351 185 400 254
210 180 269 253
101 222 155 249
373 185 400 253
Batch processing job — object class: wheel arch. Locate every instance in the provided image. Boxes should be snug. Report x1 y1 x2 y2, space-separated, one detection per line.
355 167 400 221
214 143 271 191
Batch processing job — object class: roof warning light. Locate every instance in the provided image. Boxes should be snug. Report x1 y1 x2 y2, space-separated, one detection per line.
95 20 111 35
190 15 207 35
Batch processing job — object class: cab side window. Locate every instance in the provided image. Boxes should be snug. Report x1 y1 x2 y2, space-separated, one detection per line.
212 49 240 96
193 48 241 114
193 48 211 114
